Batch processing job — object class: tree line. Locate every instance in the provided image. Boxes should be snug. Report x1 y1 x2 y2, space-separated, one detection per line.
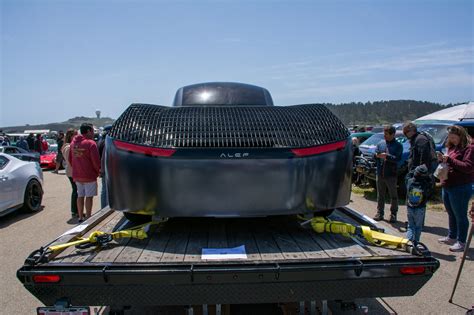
324 100 458 126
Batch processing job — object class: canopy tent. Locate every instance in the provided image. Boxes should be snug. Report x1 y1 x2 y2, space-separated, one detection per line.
415 102 474 122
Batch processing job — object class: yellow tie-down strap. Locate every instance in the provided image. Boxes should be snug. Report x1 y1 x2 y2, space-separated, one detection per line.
308 216 410 251
48 221 162 253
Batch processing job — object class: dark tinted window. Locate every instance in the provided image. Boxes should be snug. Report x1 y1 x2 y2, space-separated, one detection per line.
179 83 271 106
0 156 9 169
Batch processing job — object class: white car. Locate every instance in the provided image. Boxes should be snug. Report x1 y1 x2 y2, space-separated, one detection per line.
0 153 43 216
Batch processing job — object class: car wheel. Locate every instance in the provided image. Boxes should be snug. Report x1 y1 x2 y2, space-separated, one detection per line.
23 179 43 212
123 212 152 224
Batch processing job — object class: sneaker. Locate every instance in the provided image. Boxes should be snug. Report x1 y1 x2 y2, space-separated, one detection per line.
71 213 78 218
389 214 397 223
52 170 58 174
373 213 384 221
449 242 465 252
78 218 84 223
438 236 456 245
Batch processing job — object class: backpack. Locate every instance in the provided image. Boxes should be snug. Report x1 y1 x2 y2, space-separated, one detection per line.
418 131 438 172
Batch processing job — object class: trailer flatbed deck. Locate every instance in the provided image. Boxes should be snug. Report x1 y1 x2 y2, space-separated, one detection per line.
17 206 439 308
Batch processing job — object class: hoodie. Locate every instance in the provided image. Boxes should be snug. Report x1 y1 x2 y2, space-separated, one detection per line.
68 134 100 182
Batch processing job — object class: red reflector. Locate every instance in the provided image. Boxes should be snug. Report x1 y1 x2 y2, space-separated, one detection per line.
291 140 347 157
399 266 425 275
114 140 176 157
33 275 61 283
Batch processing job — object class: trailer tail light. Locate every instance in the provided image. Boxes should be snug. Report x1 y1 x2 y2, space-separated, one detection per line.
399 266 426 275
33 275 61 283
291 140 347 157
114 140 176 157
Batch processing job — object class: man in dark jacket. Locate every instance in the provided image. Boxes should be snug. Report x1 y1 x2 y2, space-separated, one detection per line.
402 122 433 172
374 125 403 222
26 133 35 151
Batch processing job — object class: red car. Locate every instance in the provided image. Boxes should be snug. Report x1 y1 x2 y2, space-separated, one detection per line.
40 151 57 170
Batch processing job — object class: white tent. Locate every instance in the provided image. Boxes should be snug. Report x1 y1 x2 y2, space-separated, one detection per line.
415 101 474 122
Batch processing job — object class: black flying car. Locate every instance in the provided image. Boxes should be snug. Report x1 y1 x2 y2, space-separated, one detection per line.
105 82 352 219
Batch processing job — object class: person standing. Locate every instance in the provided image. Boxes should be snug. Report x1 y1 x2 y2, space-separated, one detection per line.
405 165 434 242
373 125 403 223
68 123 100 222
16 136 29 150
97 125 112 209
437 125 474 252
33 134 44 154
53 132 65 174
26 133 35 151
62 129 78 218
402 122 435 173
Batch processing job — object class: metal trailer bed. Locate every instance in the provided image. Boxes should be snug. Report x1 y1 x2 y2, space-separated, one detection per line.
17 206 439 308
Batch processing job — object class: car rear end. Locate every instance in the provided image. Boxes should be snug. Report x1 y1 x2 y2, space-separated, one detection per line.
106 102 352 217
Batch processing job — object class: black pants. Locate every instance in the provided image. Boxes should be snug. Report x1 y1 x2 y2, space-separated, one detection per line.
68 176 78 215
376 175 398 216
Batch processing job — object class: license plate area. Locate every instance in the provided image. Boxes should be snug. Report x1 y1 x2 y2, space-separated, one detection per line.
37 306 89 315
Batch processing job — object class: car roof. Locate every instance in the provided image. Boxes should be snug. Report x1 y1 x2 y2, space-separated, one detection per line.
455 120 474 126
351 132 374 137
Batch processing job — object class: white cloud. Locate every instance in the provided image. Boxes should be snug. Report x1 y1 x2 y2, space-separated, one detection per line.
282 72 473 98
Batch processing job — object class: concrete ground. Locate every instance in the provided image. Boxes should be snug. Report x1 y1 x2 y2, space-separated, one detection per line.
0 172 472 314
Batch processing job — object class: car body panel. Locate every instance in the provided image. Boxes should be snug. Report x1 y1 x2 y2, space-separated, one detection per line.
40 152 57 170
106 137 353 217
0 146 40 163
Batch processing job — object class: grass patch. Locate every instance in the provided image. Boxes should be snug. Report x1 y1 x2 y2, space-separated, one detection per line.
351 184 447 211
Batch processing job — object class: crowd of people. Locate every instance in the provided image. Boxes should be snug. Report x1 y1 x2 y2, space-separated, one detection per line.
353 122 474 252
0 132 50 153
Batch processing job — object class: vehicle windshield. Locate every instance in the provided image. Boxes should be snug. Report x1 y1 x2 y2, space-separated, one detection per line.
361 133 383 146
395 135 408 144
417 124 449 144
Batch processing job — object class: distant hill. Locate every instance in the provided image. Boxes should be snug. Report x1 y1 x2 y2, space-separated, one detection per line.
1 116 115 133
325 100 454 126
1 100 462 133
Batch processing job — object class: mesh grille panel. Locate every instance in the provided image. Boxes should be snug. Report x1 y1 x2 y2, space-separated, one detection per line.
110 104 349 148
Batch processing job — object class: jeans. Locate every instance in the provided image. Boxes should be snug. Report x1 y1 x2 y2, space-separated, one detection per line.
442 183 473 243
376 175 398 215
68 176 78 215
100 176 108 209
407 206 426 242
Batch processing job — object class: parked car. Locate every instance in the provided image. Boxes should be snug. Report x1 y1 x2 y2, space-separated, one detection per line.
355 121 453 194
40 151 57 170
355 131 409 193
0 146 40 163
350 131 375 145
0 153 43 217
106 82 352 221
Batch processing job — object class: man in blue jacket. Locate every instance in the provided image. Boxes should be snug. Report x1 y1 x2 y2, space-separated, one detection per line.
374 125 403 223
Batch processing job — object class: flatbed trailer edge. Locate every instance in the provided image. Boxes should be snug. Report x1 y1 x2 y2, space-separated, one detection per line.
17 206 439 311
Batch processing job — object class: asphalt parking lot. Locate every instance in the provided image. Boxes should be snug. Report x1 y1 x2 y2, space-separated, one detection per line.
0 171 472 314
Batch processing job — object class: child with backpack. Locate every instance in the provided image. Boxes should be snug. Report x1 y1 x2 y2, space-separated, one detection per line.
405 164 434 242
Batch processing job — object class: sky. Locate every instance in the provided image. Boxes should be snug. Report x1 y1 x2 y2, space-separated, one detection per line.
1 0 473 127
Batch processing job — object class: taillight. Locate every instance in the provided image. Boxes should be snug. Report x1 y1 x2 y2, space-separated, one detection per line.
291 140 347 157
399 266 426 275
114 140 176 157
33 275 61 283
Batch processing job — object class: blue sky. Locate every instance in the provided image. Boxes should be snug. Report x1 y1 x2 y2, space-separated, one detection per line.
1 0 473 127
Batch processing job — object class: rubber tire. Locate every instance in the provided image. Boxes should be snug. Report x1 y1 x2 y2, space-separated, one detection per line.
23 179 43 212
123 212 152 224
